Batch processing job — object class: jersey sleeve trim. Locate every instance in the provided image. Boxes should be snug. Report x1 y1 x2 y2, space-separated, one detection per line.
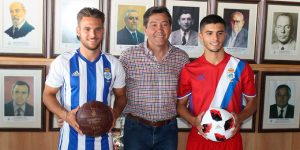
178 92 191 100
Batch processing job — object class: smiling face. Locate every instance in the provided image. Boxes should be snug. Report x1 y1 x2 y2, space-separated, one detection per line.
144 13 171 48
9 2 26 27
199 23 226 53
76 16 104 51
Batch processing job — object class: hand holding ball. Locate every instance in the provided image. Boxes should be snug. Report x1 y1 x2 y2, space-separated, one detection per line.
76 101 114 137
200 108 236 142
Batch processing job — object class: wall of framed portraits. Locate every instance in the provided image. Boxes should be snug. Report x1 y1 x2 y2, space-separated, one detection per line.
0 0 300 150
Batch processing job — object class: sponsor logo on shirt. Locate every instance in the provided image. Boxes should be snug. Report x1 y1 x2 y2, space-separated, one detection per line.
72 71 80 76
197 74 205 80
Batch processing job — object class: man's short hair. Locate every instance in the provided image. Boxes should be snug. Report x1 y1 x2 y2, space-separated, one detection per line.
200 14 226 31
143 6 172 27
12 81 30 94
276 84 291 97
77 7 105 25
179 9 193 19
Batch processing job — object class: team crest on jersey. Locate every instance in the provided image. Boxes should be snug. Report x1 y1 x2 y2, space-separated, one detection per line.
227 68 235 81
104 68 112 80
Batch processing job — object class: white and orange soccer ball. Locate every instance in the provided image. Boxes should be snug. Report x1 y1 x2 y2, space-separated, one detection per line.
200 107 236 142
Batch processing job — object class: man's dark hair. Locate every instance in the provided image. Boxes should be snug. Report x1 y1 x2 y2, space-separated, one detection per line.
12 80 30 94
179 9 194 20
77 7 105 25
143 6 172 27
200 14 226 31
276 84 291 98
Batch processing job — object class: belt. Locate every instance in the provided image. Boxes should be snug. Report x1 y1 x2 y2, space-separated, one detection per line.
127 113 176 127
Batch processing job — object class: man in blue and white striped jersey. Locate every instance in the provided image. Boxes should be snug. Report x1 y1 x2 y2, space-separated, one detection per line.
43 7 126 150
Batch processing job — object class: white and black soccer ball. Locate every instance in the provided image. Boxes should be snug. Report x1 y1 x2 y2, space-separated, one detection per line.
200 107 236 142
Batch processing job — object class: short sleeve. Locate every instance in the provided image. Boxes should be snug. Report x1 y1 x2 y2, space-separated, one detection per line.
112 58 126 89
177 66 192 99
242 63 256 97
45 58 65 88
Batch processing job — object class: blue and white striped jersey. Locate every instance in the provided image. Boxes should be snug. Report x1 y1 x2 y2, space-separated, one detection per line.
46 49 125 150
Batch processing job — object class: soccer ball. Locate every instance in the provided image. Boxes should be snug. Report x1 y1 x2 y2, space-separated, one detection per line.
200 107 235 142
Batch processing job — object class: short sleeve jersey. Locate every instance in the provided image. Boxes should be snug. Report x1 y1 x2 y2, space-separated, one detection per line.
46 49 125 150
178 53 256 115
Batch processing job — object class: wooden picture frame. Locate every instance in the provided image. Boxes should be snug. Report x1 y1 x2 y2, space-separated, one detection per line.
0 0 46 57
0 65 45 131
259 71 300 132
109 0 153 56
50 0 100 57
166 0 208 59
262 1 300 64
217 0 259 63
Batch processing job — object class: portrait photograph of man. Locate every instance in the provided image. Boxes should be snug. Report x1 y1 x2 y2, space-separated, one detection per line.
170 6 199 46
271 12 298 51
4 77 34 117
223 9 249 48
117 5 145 45
1 0 43 55
4 1 34 39
269 84 295 119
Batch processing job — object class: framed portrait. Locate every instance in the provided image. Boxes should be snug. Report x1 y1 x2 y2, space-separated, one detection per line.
259 72 300 132
0 65 45 131
262 2 300 64
217 1 258 63
240 70 258 132
0 0 46 57
51 0 100 57
109 0 153 56
166 0 208 59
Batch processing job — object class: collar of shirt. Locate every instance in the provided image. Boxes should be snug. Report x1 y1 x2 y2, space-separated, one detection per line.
180 29 190 41
15 20 26 30
277 39 294 50
13 101 26 113
276 105 288 117
125 26 136 34
143 41 172 62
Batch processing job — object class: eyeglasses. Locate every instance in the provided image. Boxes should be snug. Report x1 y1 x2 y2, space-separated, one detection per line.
128 16 138 20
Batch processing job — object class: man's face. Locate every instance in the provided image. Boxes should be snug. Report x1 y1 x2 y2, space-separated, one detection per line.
230 13 245 33
274 15 292 44
199 23 226 53
9 2 26 26
76 17 104 51
275 87 290 108
125 12 139 32
144 13 171 48
178 13 193 31
12 85 29 106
